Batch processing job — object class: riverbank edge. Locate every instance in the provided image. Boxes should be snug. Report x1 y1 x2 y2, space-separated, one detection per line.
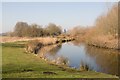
1 36 119 50
75 35 120 50
2 42 118 79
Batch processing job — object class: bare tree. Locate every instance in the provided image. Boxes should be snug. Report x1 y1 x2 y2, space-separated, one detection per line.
14 22 29 37
95 4 118 38
45 23 62 36
29 24 43 37
13 22 62 37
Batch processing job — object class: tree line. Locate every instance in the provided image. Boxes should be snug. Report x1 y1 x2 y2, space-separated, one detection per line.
9 22 62 37
68 4 118 38
94 4 118 38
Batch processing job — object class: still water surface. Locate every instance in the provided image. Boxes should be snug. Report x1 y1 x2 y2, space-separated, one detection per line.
38 41 119 76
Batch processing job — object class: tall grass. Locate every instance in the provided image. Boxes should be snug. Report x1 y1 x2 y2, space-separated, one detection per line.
68 4 119 49
86 4 119 49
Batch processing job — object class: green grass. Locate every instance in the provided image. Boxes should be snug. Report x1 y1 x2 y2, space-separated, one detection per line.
2 42 119 78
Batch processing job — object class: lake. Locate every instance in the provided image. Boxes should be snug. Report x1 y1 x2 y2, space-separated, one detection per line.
37 41 120 77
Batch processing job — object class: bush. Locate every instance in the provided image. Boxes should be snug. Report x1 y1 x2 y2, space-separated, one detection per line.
25 40 43 54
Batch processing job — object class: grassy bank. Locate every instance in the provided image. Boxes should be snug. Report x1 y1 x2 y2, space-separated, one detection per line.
2 42 119 78
86 4 119 50
1 36 74 45
85 35 119 50
73 29 119 50
1 36 57 44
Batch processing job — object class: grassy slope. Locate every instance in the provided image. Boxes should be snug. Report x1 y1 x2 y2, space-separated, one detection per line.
2 42 119 78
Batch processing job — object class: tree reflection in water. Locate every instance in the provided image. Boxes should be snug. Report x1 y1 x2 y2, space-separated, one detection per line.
37 41 120 77
37 43 69 66
71 41 119 76
85 45 119 76
37 43 61 58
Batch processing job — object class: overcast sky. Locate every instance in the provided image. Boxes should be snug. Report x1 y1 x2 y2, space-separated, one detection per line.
2 2 115 33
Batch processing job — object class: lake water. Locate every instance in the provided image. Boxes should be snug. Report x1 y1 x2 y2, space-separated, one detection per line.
37 41 120 76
